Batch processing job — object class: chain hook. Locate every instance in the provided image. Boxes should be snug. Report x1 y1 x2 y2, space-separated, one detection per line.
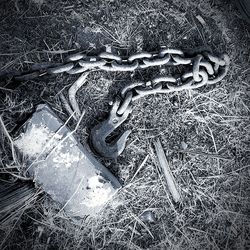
90 98 132 159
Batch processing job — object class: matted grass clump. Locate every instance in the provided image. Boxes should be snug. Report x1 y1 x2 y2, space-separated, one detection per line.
0 0 249 249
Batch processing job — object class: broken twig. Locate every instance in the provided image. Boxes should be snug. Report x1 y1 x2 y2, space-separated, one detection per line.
177 149 232 161
153 139 181 203
130 154 149 183
0 116 19 166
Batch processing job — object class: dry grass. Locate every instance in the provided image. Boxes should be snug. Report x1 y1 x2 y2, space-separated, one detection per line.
0 0 250 249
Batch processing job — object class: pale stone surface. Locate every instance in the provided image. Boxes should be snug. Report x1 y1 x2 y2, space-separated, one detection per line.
14 104 121 217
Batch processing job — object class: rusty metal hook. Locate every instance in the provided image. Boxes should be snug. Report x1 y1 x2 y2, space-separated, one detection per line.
90 98 132 159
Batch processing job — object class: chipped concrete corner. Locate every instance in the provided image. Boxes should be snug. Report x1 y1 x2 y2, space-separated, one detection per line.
14 104 121 217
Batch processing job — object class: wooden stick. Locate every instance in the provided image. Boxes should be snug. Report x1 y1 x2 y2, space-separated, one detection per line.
68 72 88 119
153 139 181 203
59 93 77 121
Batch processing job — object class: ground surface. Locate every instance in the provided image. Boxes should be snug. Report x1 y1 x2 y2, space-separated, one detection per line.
0 0 250 249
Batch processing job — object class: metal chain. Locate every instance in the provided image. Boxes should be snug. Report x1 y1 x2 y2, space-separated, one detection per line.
112 52 230 118
89 49 230 158
12 47 229 81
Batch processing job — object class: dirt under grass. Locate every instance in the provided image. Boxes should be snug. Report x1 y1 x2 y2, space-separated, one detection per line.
0 0 250 249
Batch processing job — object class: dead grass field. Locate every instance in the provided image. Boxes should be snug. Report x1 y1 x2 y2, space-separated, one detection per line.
0 0 250 249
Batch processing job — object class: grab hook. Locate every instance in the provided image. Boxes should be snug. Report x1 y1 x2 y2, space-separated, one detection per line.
90 98 132 159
